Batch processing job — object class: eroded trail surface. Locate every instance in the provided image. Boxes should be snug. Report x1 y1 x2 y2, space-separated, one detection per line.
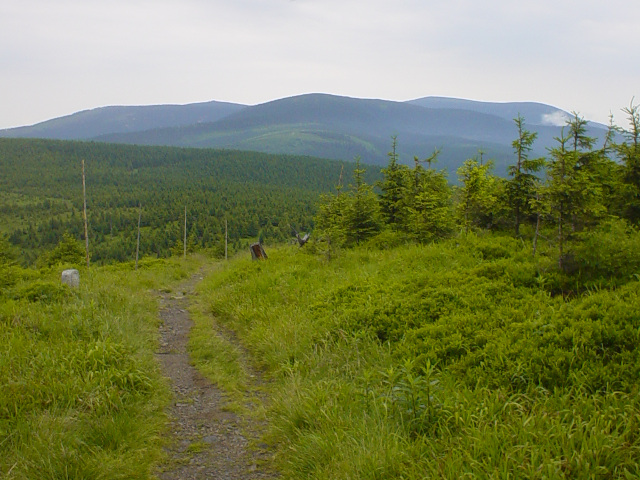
156 271 275 479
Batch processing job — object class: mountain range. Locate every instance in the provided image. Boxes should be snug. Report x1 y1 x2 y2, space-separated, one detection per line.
1 94 609 176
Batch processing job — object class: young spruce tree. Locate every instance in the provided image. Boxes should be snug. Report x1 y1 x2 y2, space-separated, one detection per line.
315 156 381 247
404 149 453 241
456 156 500 233
345 156 382 245
546 114 604 270
615 100 640 223
506 115 545 236
377 136 408 228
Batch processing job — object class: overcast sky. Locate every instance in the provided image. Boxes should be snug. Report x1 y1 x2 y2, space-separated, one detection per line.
1 0 638 129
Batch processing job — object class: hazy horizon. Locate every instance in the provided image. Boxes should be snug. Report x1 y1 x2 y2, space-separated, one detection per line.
2 0 637 129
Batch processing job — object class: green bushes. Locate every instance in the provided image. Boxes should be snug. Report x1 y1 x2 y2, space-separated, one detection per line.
571 217 640 284
39 232 85 268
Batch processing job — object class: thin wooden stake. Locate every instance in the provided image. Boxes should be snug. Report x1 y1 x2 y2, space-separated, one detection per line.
532 191 540 257
135 203 142 270
82 159 89 267
225 218 228 261
183 205 187 260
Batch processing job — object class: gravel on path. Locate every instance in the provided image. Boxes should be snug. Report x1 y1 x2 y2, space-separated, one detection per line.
155 272 276 480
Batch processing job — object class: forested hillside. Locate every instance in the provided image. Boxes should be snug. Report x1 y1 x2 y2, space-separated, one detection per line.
0 138 376 264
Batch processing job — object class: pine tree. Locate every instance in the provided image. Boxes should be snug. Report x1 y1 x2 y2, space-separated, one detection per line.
547 129 575 269
456 157 500 233
377 136 408 227
43 233 85 267
315 175 350 248
405 168 453 242
567 112 606 230
0 236 17 266
615 100 640 223
506 115 545 236
546 116 605 270
344 156 382 245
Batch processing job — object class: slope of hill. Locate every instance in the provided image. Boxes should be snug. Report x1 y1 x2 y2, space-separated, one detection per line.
0 100 247 140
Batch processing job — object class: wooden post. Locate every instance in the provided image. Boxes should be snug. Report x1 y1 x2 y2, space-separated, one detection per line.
135 203 142 270
225 218 228 261
532 191 540 257
183 205 187 260
82 159 89 267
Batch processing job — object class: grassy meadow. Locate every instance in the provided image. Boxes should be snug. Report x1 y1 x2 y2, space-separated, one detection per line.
0 254 200 479
192 232 640 479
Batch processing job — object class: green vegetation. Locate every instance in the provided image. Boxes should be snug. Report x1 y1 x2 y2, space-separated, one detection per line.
3 101 640 478
186 104 640 478
188 262 255 407
194 232 640 478
0 243 200 479
0 138 377 265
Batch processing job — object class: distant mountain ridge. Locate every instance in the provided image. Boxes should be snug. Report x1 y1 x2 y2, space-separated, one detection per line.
0 100 247 140
406 97 572 126
0 94 609 175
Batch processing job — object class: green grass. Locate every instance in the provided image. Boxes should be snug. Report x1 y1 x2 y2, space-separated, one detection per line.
189 262 251 406
0 256 201 479
189 259 272 415
193 235 640 479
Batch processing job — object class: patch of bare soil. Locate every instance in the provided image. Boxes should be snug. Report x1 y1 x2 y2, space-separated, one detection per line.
155 271 276 479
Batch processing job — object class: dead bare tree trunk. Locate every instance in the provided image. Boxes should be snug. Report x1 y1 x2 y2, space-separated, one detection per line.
183 205 187 260
135 203 142 270
558 213 564 270
532 191 540 257
533 212 540 257
82 159 89 268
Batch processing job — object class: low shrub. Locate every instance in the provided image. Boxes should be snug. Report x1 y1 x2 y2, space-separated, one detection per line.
571 217 640 284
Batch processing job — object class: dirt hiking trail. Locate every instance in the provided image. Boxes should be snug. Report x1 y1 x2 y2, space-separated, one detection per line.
155 269 277 479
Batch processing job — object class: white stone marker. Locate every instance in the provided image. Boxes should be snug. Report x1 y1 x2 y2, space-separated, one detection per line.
61 269 80 288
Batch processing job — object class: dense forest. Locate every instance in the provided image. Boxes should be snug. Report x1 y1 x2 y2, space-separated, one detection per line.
0 139 377 265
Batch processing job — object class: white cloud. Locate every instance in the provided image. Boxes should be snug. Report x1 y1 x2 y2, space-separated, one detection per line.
541 111 570 127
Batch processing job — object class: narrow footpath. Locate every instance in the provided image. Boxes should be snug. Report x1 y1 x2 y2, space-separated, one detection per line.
155 270 275 479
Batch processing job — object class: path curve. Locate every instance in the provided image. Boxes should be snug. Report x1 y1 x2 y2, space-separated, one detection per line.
155 270 275 479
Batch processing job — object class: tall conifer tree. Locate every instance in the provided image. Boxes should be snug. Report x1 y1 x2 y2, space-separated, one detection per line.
378 136 407 227
506 115 545 235
345 156 382 245
616 100 640 223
